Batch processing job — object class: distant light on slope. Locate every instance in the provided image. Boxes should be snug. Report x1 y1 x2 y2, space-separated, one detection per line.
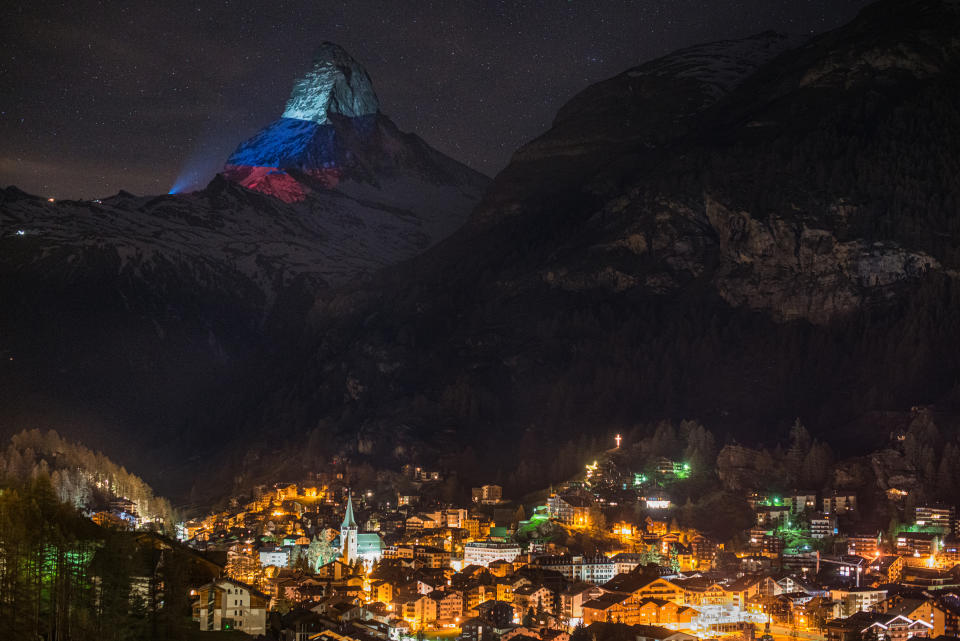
168 131 241 194
168 172 201 195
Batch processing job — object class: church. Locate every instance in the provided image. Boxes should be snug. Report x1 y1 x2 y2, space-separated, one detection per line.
339 492 384 568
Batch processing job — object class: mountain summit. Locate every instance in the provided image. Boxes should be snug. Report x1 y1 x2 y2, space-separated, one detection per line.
223 42 486 209
281 42 380 122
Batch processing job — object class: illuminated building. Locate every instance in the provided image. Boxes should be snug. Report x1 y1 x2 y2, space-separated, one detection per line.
847 533 880 558
862 614 933 641
581 574 698 626
810 512 838 539
784 492 817 514
654 458 691 481
259 547 289 568
823 492 858 515
338 492 384 567
530 554 616 585
463 541 521 567
869 555 905 583
611 552 648 574
406 513 440 531
472 485 504 505
897 531 939 557
547 493 594 527
830 588 888 616
513 584 555 616
645 497 672 510
916 505 956 533
560 583 604 624
401 594 438 629
191 579 269 634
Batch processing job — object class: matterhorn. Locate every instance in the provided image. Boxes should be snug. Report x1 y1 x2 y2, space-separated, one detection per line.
222 42 488 245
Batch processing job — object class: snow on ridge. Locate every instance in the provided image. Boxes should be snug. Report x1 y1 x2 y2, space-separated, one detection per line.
629 32 807 100
0 184 445 307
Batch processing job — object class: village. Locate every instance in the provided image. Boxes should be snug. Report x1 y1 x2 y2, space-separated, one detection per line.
168 430 960 641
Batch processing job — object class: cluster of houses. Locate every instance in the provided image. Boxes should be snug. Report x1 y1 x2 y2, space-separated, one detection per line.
177 451 960 641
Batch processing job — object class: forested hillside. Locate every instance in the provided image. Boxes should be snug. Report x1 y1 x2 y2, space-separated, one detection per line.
0 430 175 529
0 476 219 641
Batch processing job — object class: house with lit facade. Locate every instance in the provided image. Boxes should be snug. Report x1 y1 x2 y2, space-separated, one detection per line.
580 572 703 625
847 533 881 557
823 492 858 515
464 540 522 567
916 505 956 532
546 493 593 527
529 555 615 585
862 614 933 641
896 531 939 557
191 578 269 634
581 593 698 627
830 587 888 617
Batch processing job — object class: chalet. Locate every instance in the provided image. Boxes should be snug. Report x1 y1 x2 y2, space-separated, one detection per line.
723 575 778 607
514 584 555 616
191 578 269 634
601 574 686 605
672 577 727 605
546 493 594 527
489 559 515 577
862 614 933 641
430 589 464 625
826 612 887 641
584 597 697 626
830 587 888 616
583 623 696 641
406 514 439 531
398 594 439 628
870 555 905 583
559 582 603 621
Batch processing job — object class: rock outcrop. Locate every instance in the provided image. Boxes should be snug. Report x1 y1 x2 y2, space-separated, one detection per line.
282 42 380 123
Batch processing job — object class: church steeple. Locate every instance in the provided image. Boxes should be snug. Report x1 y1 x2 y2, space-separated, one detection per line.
342 491 357 530
341 490 359 566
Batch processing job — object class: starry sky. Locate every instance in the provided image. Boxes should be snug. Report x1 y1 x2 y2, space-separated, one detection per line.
2 0 872 199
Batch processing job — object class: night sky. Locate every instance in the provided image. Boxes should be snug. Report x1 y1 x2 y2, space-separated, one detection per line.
2 0 871 200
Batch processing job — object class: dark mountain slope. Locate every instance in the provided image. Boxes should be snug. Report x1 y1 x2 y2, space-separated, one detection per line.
205 0 960 497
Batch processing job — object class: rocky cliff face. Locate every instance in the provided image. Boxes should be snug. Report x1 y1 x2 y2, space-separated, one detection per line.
282 42 380 123
704 196 941 323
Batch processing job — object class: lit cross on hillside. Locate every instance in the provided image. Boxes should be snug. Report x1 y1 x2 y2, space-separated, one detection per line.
615 434 622 448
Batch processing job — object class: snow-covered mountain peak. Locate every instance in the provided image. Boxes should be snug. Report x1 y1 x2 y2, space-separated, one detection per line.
281 42 380 123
